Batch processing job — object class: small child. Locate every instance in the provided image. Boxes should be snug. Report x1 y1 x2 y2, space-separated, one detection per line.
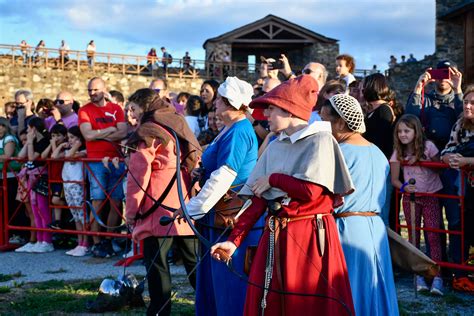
61 126 88 256
43 124 68 230
336 54 356 88
390 114 444 295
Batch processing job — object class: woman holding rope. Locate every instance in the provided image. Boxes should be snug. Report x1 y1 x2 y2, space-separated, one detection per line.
174 76 264 316
211 75 355 315
124 88 201 316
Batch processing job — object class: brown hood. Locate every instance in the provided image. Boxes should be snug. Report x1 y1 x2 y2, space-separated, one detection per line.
127 97 201 172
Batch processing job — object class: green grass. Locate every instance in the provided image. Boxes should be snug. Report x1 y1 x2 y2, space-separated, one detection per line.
0 278 195 315
0 271 24 282
0 286 10 294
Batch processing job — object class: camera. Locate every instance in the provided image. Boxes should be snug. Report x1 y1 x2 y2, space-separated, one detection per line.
269 60 284 70
428 68 450 80
260 56 284 70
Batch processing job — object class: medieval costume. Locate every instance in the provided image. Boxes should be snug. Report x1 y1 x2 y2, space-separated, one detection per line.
224 75 356 315
323 94 399 315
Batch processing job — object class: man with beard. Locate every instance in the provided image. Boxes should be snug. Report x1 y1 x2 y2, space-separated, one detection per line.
78 77 127 257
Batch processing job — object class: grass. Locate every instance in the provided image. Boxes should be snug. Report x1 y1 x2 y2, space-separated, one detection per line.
0 286 10 294
0 278 195 315
0 271 24 282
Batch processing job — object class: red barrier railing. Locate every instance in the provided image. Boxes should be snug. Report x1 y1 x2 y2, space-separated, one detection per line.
0 157 141 266
394 161 474 272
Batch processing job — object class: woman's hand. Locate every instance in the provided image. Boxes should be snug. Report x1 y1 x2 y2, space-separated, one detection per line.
26 129 35 144
252 175 271 198
211 241 237 262
448 153 467 169
173 208 186 224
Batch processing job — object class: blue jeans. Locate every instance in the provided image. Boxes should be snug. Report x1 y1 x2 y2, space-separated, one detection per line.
440 168 461 263
86 162 125 201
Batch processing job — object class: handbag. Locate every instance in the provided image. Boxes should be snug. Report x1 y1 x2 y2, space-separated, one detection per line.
32 174 49 196
213 189 245 229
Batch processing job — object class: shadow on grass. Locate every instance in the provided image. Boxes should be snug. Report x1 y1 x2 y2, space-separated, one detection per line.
0 278 195 315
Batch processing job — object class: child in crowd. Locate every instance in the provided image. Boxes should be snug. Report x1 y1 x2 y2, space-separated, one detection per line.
61 126 88 256
185 95 205 138
390 114 444 295
42 124 68 230
215 113 224 131
336 54 356 88
197 110 219 146
17 118 53 253
14 129 38 252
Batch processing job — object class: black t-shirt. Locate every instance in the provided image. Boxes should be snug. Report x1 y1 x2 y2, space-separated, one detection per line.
30 137 50 168
364 104 394 159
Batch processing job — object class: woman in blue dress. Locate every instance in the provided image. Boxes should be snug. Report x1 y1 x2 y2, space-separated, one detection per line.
320 94 399 316
176 77 264 316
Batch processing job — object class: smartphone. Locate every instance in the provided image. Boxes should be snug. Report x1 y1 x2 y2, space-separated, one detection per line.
270 60 284 70
428 68 450 80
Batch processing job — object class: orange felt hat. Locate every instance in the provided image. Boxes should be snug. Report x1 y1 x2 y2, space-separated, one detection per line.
249 75 319 121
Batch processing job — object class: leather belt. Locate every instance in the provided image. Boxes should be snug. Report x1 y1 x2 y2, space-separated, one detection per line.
333 211 377 218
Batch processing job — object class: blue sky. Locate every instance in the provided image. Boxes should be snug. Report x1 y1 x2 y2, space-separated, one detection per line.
0 0 436 71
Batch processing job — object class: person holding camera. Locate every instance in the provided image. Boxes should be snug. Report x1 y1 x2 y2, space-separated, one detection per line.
406 60 464 264
44 91 78 131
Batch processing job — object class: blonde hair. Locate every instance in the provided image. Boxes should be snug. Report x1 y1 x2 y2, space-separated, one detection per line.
462 84 474 130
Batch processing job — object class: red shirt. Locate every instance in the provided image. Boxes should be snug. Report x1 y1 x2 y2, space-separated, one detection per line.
78 102 125 158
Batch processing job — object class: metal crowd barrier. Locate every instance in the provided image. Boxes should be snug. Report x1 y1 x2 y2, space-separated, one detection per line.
394 161 474 272
0 157 142 266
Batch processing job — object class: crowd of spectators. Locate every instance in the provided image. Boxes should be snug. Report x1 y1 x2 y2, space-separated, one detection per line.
2 51 474 311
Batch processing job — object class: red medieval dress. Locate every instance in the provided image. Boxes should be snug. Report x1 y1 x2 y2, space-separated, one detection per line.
228 173 355 316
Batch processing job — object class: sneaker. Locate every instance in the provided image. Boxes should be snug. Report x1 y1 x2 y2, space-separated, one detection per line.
34 242 55 253
416 276 429 292
15 242 36 253
48 220 63 230
430 277 444 296
71 246 89 257
102 239 116 258
65 246 81 256
9 235 26 244
92 241 113 258
111 240 122 254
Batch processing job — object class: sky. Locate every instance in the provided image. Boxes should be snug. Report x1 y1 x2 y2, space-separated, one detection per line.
0 0 436 71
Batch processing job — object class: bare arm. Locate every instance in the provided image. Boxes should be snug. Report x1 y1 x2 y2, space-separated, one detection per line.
64 142 83 158
104 122 127 142
51 143 67 159
79 122 117 142
390 161 403 190
0 142 16 162
41 144 53 159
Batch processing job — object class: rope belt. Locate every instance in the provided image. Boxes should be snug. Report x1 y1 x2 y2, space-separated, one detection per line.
261 213 332 315
333 212 377 218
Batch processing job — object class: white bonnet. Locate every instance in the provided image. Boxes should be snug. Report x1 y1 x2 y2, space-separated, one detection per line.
218 77 254 113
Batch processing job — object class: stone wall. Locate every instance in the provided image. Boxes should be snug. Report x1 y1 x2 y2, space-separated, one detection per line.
387 0 467 106
0 61 204 115
303 42 339 78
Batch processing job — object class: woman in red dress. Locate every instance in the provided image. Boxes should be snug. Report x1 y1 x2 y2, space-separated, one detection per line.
211 75 355 315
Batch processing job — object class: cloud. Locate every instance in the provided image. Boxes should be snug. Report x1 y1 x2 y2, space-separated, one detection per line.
0 0 436 70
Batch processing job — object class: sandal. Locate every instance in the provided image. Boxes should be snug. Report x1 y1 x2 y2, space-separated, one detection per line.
452 277 474 293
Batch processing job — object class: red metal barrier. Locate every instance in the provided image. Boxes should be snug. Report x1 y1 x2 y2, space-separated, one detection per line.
394 161 474 272
0 157 142 266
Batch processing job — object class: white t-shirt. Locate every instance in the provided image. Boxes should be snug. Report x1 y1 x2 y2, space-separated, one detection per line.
185 116 201 138
62 149 86 182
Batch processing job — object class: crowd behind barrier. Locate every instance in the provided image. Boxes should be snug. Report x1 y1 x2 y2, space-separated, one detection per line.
1 47 474 314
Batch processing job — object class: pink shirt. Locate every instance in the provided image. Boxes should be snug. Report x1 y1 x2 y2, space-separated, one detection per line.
390 140 443 193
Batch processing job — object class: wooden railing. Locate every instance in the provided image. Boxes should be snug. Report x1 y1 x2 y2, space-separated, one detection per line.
0 44 377 81
0 44 260 82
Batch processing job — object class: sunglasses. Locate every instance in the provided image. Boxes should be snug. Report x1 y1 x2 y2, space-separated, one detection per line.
153 89 161 93
303 68 314 75
54 99 67 105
